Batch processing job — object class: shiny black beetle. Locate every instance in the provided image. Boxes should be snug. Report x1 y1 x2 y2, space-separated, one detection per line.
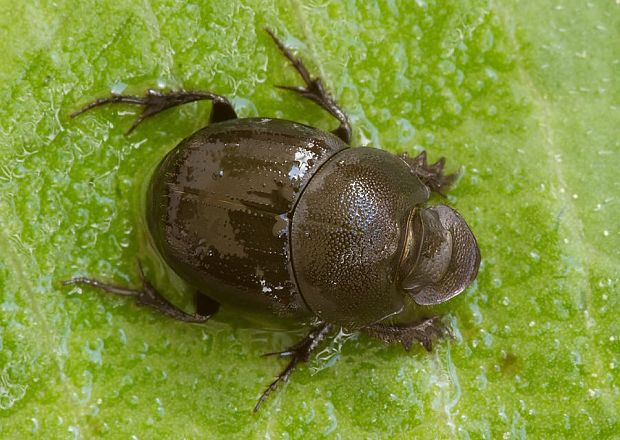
66 29 480 411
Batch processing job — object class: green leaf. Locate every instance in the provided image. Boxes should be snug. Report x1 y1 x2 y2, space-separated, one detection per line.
1 1 618 438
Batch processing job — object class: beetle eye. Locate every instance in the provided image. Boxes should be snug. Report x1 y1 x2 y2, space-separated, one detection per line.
400 205 480 305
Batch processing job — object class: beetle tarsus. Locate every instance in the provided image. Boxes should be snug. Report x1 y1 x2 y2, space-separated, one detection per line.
364 316 451 352
62 262 215 323
254 322 332 412
401 151 458 196
265 28 352 144
71 89 237 134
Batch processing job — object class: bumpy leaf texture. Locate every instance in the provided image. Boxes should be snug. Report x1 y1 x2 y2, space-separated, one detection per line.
0 1 618 438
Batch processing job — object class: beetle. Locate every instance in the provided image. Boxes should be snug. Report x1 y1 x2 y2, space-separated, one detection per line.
65 28 480 412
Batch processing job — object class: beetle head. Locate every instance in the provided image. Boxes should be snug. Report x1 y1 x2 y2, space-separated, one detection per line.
398 204 480 305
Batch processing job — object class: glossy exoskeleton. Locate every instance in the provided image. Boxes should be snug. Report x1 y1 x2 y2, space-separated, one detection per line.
66 29 480 411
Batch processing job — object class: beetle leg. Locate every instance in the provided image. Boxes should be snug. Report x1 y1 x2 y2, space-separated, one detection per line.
400 151 458 196
62 262 216 323
364 316 452 352
265 28 352 144
71 89 237 134
254 322 333 412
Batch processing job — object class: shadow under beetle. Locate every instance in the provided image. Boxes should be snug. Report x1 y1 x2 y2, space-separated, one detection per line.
65 28 481 412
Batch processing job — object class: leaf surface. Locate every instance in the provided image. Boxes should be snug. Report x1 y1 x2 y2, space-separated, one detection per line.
0 1 618 438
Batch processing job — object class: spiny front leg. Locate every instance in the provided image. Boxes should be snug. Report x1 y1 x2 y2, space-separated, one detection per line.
71 89 237 134
364 316 452 352
255 322 333 412
62 262 218 323
401 151 458 196
265 28 352 144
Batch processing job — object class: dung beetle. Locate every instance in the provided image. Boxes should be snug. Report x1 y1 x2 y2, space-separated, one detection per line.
65 28 480 411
